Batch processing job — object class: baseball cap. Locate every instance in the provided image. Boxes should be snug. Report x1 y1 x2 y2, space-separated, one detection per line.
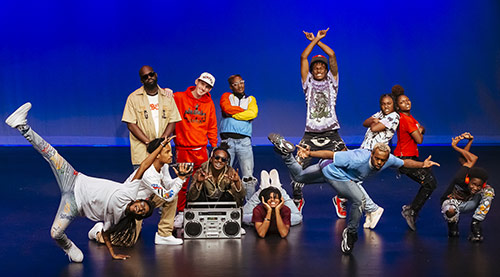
310 55 329 72
197 72 215 87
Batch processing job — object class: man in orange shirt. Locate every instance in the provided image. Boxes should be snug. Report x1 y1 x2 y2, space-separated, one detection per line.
173 72 218 228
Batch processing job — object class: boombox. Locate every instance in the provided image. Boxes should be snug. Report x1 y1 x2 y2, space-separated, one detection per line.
183 202 242 239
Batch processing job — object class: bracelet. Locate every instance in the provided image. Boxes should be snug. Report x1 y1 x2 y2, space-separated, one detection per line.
264 218 271 221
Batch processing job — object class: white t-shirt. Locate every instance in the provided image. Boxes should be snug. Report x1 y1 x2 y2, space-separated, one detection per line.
302 71 340 132
360 111 400 150
126 164 184 202
74 173 140 231
147 94 160 136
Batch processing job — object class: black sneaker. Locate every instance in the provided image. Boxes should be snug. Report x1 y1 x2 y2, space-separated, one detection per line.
447 222 459 237
468 219 484 243
401 205 417 231
268 133 295 155
341 228 358 254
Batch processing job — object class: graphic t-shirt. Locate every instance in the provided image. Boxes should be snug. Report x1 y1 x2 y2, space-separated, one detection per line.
147 94 160 136
360 111 400 150
302 71 339 132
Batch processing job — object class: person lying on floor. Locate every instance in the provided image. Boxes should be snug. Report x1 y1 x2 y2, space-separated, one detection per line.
252 187 291 238
243 169 302 226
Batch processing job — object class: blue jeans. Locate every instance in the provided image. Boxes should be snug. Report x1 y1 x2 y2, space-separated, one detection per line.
282 153 368 231
223 137 255 200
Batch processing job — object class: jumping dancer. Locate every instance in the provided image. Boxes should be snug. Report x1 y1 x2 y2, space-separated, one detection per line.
441 132 494 241
5 103 159 262
294 28 347 211
394 94 438 231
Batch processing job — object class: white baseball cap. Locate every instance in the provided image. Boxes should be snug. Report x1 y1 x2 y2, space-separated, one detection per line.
197 72 215 87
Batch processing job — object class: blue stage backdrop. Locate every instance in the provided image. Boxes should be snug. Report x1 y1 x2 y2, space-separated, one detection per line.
1 0 499 146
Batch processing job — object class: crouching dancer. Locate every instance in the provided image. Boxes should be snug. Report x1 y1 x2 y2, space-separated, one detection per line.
441 133 494 242
5 103 160 262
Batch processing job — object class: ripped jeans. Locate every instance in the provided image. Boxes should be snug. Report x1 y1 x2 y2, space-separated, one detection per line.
19 125 79 251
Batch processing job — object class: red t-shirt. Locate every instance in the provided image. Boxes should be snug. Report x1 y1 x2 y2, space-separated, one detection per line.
252 204 291 235
394 113 420 157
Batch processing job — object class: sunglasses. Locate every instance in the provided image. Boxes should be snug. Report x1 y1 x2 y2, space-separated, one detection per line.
141 71 156 80
213 155 228 162
231 80 245 87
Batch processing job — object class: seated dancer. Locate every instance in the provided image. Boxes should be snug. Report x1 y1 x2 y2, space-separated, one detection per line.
269 134 439 254
88 138 194 246
252 186 291 238
441 132 494 242
394 93 439 231
5 103 160 262
243 169 302 226
333 93 400 229
187 142 245 206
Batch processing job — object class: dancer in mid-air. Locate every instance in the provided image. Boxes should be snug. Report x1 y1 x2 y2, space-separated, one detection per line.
5 102 162 262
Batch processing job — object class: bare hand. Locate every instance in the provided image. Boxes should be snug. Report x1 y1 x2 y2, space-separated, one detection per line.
112 253 131 260
275 197 285 211
423 155 440 168
451 136 461 147
196 170 207 182
296 144 311 159
316 28 330 40
226 168 240 183
261 196 272 212
303 30 315 41
462 132 474 140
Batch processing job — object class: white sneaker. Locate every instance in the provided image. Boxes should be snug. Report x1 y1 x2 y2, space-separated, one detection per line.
369 207 384 229
363 213 372 229
155 233 183 245
88 222 103 240
174 212 184 229
5 102 31 128
269 169 282 188
240 227 246 235
64 241 84 263
260 170 271 189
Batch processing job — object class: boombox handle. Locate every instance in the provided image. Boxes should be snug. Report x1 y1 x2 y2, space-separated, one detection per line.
186 201 238 208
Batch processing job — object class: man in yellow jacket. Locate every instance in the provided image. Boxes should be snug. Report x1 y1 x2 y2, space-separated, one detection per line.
219 74 258 201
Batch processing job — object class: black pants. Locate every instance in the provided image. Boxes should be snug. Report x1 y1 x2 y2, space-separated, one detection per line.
398 156 438 214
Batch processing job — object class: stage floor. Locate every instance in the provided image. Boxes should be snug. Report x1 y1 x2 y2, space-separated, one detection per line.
1 146 499 276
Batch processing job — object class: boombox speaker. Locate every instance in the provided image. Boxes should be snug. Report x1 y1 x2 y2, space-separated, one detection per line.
184 202 242 239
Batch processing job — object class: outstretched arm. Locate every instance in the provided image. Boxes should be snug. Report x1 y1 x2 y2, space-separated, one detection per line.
403 155 440 168
452 133 477 167
297 144 334 159
102 230 130 260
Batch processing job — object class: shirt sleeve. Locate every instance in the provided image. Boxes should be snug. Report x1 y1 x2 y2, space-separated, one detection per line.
280 206 291 226
252 205 265 223
122 93 137 124
401 115 418 134
164 94 182 123
207 102 218 147
388 154 405 168
220 92 245 115
233 96 258 121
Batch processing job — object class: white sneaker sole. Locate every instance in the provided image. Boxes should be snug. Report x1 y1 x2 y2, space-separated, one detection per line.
5 102 31 128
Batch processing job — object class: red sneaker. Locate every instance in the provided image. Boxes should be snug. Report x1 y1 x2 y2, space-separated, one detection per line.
332 196 347 218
